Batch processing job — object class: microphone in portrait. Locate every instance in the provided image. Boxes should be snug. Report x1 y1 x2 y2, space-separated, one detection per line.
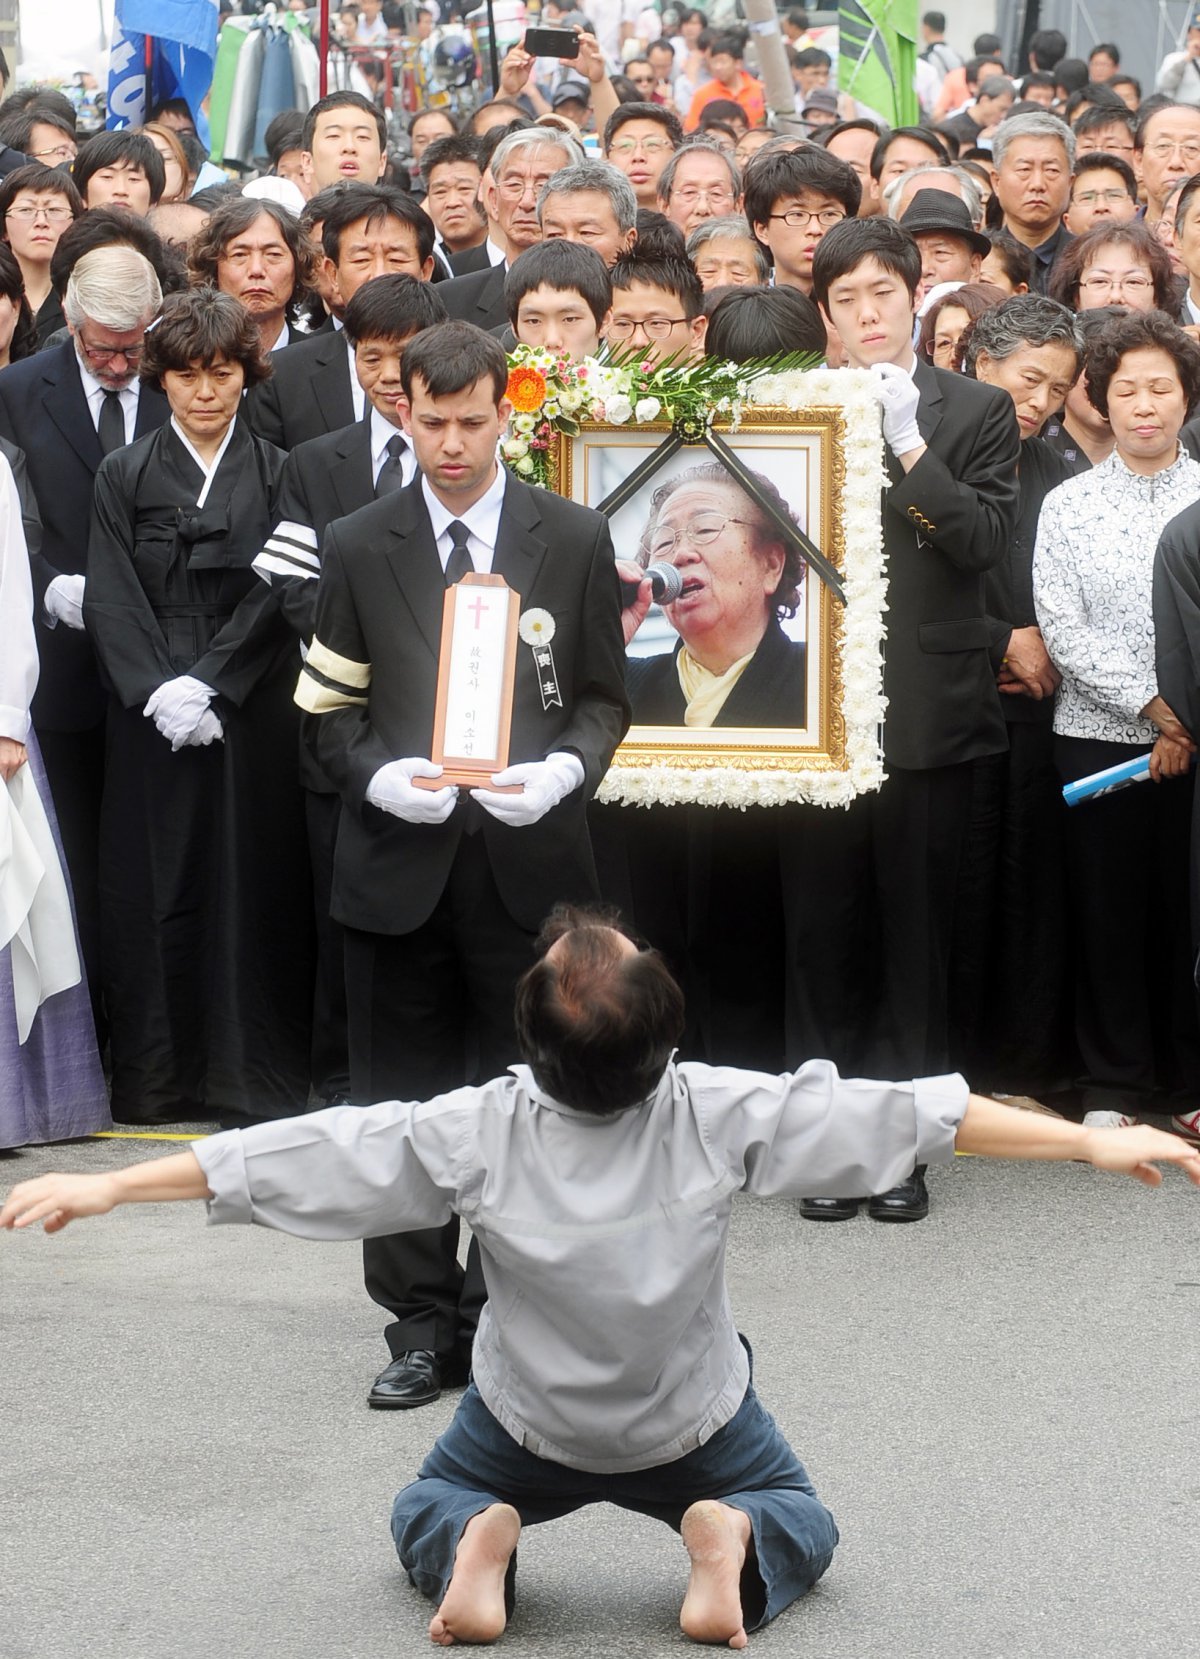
619 562 683 608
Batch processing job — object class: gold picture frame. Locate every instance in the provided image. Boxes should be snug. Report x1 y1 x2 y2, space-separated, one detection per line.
547 372 888 808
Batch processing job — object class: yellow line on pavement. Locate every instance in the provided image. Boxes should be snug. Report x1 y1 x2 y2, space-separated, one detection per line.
91 1131 211 1142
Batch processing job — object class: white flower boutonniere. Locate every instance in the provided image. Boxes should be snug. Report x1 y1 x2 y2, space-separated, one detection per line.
519 608 556 647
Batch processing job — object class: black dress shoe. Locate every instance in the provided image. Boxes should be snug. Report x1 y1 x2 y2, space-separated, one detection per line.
368 1349 462 1409
867 1165 929 1222
798 1196 861 1221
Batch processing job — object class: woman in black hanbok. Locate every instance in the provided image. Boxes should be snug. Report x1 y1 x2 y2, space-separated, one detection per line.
83 289 313 1125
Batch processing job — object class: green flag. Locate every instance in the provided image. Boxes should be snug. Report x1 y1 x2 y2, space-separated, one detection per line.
839 0 919 128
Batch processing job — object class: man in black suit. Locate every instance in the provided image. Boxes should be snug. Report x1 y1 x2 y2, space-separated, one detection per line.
437 127 583 332
295 321 629 1408
795 216 1018 1222
0 245 168 1017
244 184 435 450
421 134 493 277
253 275 448 1105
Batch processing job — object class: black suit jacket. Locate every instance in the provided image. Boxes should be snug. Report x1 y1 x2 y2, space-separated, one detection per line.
268 414 379 791
437 262 509 332
298 473 630 935
448 241 494 277
626 619 807 728
0 342 169 731
880 359 1018 769
244 327 356 451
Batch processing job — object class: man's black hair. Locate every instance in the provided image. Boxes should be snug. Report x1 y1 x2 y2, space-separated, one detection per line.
700 120 738 148
478 118 534 165
0 102 76 155
1028 29 1067 71
923 11 946 33
983 228 1033 291
514 906 684 1115
188 182 241 214
1089 42 1120 67
50 205 185 300
610 249 704 318
819 117 885 149
633 208 686 257
709 31 745 59
399 317 508 404
300 183 353 234
1023 70 1056 94
301 90 387 154
148 96 195 129
1073 103 1136 141
705 284 826 360
421 133 486 180
1062 83 1124 123
793 46 832 70
320 182 435 265
964 53 1005 86
869 125 950 181
505 239 612 329
264 110 305 167
1073 151 1138 200
176 130 210 175
700 100 745 129
1110 73 1142 101
973 32 1002 55
2 86 76 128
605 101 683 150
72 130 167 206
743 147 860 244
810 215 921 311
1053 58 1090 94
408 107 457 139
342 271 448 345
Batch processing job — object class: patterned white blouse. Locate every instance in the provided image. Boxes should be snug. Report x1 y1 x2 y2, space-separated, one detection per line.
1033 448 1200 744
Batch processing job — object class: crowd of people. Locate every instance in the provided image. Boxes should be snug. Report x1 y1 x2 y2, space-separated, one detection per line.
9 3 1200 1649
5 0 1200 1439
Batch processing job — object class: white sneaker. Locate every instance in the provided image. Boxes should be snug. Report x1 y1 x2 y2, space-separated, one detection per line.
1082 1110 1138 1130
1171 1110 1200 1141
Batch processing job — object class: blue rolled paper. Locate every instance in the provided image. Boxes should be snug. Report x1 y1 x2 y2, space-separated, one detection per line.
1062 754 1151 807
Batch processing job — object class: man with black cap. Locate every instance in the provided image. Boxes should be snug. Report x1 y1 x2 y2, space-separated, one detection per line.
801 89 841 133
898 187 990 292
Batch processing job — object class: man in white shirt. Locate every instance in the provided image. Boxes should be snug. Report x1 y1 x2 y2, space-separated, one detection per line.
6 910 1197 1648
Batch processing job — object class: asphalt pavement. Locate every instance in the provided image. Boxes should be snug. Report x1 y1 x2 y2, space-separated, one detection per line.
2 1126 1198 1659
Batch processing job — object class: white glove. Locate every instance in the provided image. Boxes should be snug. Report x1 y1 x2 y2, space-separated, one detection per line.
144 675 217 751
44 573 86 631
872 361 923 456
366 757 459 825
471 751 584 827
181 706 224 747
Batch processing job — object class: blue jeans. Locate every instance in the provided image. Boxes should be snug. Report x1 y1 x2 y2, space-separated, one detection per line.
391 1380 838 1631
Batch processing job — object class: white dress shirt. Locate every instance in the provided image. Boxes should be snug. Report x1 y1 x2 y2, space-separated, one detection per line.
76 353 140 446
370 407 418 490
169 416 238 509
421 463 507 575
344 332 366 422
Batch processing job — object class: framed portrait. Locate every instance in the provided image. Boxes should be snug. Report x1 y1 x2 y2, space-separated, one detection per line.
549 368 888 808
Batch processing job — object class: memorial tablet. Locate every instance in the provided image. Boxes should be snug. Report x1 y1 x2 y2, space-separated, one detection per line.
418 573 522 791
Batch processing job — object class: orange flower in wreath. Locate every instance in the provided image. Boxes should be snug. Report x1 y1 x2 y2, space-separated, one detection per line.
506 364 547 413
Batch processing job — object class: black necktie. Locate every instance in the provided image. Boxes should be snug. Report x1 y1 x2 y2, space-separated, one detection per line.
444 519 474 586
97 390 125 456
375 432 407 497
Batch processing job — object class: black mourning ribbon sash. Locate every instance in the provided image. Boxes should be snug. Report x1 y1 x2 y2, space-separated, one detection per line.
175 502 235 571
594 422 845 606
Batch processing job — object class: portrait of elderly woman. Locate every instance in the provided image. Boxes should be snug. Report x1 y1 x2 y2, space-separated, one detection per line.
622 460 808 729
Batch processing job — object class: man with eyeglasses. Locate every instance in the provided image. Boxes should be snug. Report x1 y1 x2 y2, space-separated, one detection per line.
992 111 1075 295
1071 105 1136 166
742 146 860 296
0 245 168 1027
604 103 682 211
606 250 706 369
439 128 585 333
657 140 741 239
1135 101 1200 233
1063 154 1138 238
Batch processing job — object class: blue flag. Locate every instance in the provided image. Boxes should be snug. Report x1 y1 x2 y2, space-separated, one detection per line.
108 0 220 143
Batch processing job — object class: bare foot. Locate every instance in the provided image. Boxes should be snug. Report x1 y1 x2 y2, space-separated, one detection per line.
679 1499 751 1649
429 1503 521 1647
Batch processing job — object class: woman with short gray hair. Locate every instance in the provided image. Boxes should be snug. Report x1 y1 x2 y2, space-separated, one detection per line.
956 294 1083 1091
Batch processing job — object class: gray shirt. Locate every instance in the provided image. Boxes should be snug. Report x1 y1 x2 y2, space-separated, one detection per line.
194 1061 967 1472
